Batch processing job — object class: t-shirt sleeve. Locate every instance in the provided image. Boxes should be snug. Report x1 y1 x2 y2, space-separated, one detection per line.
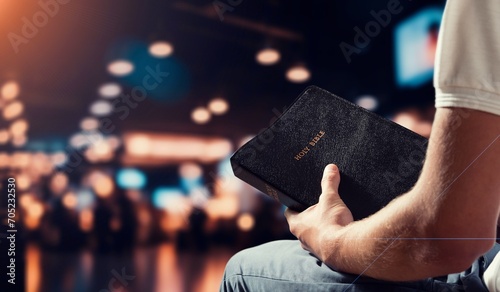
434 0 500 116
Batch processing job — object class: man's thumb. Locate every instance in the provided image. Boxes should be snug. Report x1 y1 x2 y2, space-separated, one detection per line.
320 164 341 197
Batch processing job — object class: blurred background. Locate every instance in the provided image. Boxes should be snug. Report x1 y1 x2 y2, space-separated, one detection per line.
0 0 444 291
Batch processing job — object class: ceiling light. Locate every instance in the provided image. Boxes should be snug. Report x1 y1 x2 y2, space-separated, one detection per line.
80 117 99 131
286 65 311 83
3 101 24 120
1 81 20 100
256 48 280 65
107 60 134 76
149 41 174 58
191 107 211 124
98 83 121 98
9 119 28 136
356 95 379 111
89 100 113 116
208 98 229 115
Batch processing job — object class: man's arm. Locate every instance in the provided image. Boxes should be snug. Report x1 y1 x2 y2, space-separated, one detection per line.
286 107 500 281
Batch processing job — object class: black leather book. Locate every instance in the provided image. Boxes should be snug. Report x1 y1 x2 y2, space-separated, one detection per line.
230 86 428 220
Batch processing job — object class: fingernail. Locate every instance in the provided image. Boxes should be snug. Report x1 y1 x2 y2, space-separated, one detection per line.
325 164 338 173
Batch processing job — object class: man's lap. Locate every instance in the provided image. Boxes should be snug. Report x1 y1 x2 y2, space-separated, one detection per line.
220 240 500 292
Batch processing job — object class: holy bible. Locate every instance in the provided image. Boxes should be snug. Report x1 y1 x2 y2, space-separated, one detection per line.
230 86 428 220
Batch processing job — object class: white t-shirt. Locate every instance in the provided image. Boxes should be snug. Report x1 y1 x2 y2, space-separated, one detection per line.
434 1 500 291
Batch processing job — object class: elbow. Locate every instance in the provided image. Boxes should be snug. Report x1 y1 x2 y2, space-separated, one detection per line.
433 238 496 273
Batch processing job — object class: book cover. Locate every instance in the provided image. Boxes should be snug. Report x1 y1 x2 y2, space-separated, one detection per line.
231 86 428 220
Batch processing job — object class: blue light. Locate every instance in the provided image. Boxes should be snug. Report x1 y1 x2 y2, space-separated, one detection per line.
394 7 443 88
76 189 95 210
152 187 184 208
116 168 147 189
180 177 203 193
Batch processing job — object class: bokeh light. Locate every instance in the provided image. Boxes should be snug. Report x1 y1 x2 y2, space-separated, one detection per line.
179 163 202 179
17 173 31 191
0 129 9 144
191 107 211 124
80 117 99 131
356 95 379 111
286 65 311 83
98 83 121 98
92 174 114 198
89 100 113 116
50 172 69 195
256 48 281 65
149 41 174 58
237 213 255 231
152 187 184 208
116 168 147 189
3 101 24 120
1 81 20 100
127 135 151 156
208 98 229 115
9 119 29 136
107 60 134 76
62 192 78 209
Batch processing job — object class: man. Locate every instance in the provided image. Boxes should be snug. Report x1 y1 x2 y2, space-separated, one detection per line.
221 0 500 291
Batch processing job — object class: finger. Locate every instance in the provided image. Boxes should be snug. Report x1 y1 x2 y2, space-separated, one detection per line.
284 207 298 220
320 164 341 196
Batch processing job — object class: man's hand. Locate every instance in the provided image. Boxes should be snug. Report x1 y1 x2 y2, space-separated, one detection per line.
284 164 353 260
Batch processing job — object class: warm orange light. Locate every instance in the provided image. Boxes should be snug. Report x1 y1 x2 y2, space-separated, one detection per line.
3 101 24 120
256 48 280 65
237 213 255 231
98 83 121 98
107 135 121 150
286 66 311 83
93 140 111 156
80 117 99 131
93 175 114 198
50 172 68 195
62 192 78 209
9 119 28 136
124 132 233 163
17 173 31 191
79 209 94 232
149 41 174 58
11 152 30 168
205 196 238 219
1 81 20 100
191 107 211 124
29 202 44 219
25 216 40 230
0 129 9 144
0 153 8 168
208 98 229 115
127 135 151 156
107 60 134 76
204 140 232 161
179 162 203 179
20 193 33 209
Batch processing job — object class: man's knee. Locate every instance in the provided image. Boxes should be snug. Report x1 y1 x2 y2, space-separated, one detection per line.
220 249 250 292
223 248 248 279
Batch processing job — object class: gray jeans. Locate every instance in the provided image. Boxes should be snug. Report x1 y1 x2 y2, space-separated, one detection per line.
220 240 500 292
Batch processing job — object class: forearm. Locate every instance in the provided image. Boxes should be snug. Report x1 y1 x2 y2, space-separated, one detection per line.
319 108 500 281
318 191 455 281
